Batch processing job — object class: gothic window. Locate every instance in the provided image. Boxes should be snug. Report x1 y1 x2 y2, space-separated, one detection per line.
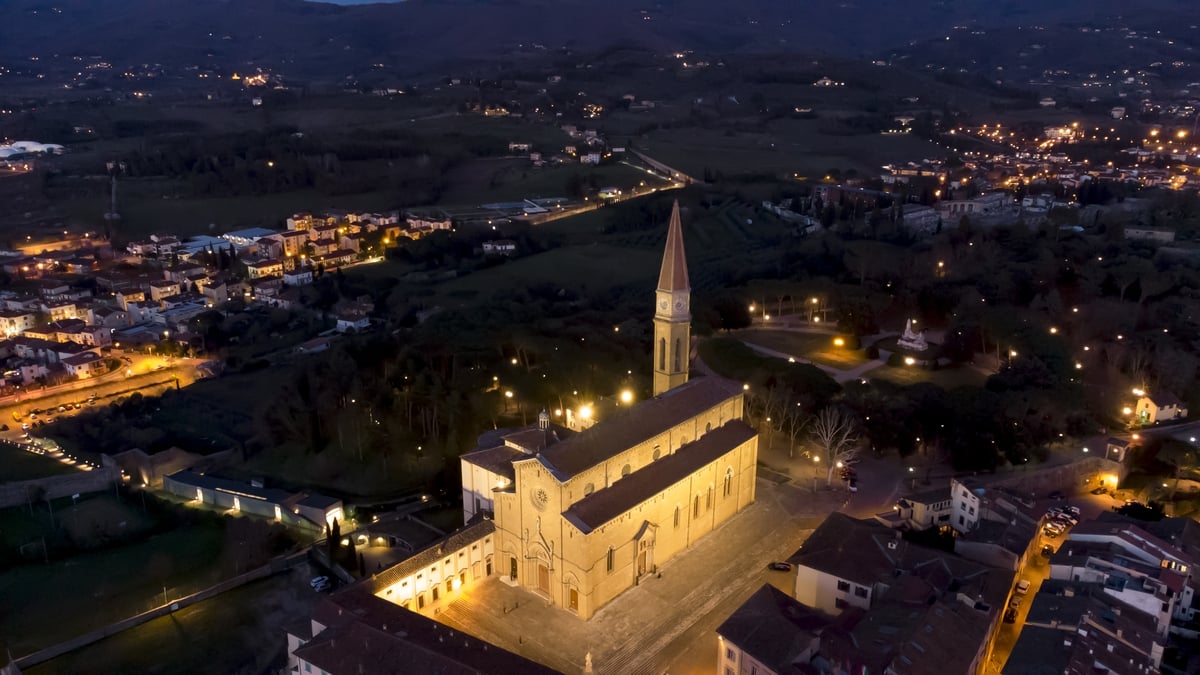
673 338 682 372
724 468 733 497
693 495 700 518
706 422 712 433
621 464 632 478
606 547 614 573
706 485 713 510
674 505 680 528
652 446 661 461
583 483 595 496
659 338 666 370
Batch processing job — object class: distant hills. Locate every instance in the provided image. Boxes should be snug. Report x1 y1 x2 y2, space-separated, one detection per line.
3 0 1196 82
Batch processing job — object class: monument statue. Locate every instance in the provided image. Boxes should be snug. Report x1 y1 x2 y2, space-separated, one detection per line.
897 319 928 352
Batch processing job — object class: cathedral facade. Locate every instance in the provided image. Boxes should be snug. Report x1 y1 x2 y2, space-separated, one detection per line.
457 201 759 619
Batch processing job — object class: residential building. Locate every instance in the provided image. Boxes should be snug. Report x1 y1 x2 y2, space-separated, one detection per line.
148 280 182 303
787 513 1013 675
900 204 941 235
716 584 828 675
1125 227 1177 243
482 240 518 256
0 310 37 337
285 590 555 675
283 269 313 286
1004 578 1165 673
63 351 105 378
244 258 284 280
267 230 310 258
1049 520 1195 633
876 486 953 530
1135 391 1187 424
335 312 369 333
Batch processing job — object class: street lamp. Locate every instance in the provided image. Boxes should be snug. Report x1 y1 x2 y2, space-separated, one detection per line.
619 389 633 405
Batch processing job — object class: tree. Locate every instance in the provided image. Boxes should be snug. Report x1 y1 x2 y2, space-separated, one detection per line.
327 518 340 561
810 406 861 485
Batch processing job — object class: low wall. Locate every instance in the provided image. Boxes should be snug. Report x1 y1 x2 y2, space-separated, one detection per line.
0 467 120 508
14 550 307 668
981 457 1126 498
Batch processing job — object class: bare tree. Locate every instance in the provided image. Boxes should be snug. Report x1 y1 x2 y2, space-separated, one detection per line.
810 406 861 485
783 400 809 459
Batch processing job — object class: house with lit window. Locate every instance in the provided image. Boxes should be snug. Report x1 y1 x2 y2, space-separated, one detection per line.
1135 390 1187 424
162 471 342 532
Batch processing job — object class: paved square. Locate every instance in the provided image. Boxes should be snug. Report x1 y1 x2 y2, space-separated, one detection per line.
435 475 834 674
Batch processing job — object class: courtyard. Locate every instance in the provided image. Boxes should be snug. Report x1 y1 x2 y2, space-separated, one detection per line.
430 474 834 675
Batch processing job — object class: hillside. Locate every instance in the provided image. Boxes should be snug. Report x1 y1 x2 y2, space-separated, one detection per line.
2 0 1196 82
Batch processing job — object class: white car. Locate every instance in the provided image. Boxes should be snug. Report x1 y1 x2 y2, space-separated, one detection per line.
309 576 329 589
1016 579 1031 595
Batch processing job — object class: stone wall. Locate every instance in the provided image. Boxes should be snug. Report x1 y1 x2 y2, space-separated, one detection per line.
980 457 1126 498
0 467 120 508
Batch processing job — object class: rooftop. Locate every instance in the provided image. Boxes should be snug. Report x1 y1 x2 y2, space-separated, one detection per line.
296 590 554 675
369 520 495 594
717 584 828 672
537 376 744 480
563 420 755 533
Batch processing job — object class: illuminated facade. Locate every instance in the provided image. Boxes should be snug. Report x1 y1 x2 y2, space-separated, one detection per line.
442 200 759 619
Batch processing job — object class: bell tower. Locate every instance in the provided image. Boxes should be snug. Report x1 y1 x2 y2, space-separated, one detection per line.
653 200 691 396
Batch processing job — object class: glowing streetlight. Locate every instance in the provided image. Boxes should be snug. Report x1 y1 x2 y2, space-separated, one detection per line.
833 337 845 347
1132 388 1145 397
1049 327 1058 334
579 405 593 420
904 356 916 365
1122 407 1132 415
743 383 750 391
1082 447 1089 453
619 389 633 405
510 358 518 365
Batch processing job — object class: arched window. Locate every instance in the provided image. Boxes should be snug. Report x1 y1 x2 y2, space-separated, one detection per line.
658 338 666 370
674 505 680 528
724 468 734 497
583 483 595 496
673 338 682 372
693 495 700 518
621 464 632 478
606 547 615 573
706 485 713 510
705 422 712 433
652 445 662 461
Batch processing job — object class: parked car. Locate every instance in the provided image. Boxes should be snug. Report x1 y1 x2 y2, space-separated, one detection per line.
848 479 859 493
1041 544 1054 557
309 576 329 589
1009 596 1021 609
21 423 29 430
1091 486 1107 495
1048 490 1066 500
768 562 792 572
1064 506 1081 517
56 405 66 412
1003 608 1018 624
1016 579 1031 595
313 580 331 593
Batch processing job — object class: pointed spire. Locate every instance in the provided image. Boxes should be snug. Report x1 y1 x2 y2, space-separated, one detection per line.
657 200 690 291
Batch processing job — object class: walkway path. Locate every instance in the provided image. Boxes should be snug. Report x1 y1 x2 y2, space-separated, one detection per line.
740 339 886 383
435 477 823 675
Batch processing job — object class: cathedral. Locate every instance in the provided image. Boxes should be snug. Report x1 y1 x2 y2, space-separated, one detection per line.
372 201 758 621
458 201 758 619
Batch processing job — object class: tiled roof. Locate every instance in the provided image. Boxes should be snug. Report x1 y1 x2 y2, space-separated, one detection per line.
299 592 556 674
716 584 828 672
788 513 1007 604
538 376 744 479
563 420 755 533
460 444 527 481
369 520 495 593
656 200 689 291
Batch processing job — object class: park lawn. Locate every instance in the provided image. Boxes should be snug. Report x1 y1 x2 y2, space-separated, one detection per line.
869 363 989 390
26 568 319 675
0 443 79 482
0 522 226 656
432 244 661 306
438 160 652 205
737 329 869 369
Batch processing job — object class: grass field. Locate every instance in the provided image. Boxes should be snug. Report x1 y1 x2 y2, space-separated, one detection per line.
0 520 225 655
438 159 652 205
869 363 989 390
431 243 662 306
638 121 943 178
26 567 321 675
736 329 868 369
0 442 79 482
